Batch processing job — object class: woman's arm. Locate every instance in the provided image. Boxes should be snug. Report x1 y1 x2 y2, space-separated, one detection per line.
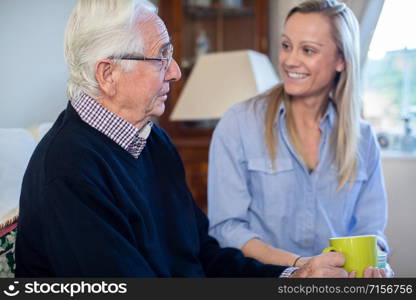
208 105 262 249
349 124 390 252
241 238 310 267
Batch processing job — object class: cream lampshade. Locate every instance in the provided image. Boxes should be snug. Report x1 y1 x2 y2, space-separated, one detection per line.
169 50 279 121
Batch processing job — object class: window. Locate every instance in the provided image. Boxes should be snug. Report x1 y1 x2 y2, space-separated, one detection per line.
363 0 416 153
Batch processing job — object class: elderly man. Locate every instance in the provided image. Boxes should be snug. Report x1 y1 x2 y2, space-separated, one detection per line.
15 0 349 278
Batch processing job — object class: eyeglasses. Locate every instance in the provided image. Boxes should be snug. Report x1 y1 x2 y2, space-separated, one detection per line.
110 44 174 71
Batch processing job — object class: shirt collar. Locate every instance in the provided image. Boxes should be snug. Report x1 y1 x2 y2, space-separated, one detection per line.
277 100 336 129
71 93 153 159
321 100 336 129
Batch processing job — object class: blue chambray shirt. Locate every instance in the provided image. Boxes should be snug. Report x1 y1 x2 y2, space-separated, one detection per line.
208 98 389 257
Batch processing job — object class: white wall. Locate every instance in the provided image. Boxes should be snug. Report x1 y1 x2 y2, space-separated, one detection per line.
0 0 160 129
0 0 78 128
382 155 416 277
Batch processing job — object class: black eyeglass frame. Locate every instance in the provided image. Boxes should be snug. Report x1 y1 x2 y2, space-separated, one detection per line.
109 44 173 71
113 56 168 62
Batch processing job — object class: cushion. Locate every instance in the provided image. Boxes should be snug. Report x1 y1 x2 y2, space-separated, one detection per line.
0 222 17 278
0 128 36 226
0 128 36 278
27 122 53 142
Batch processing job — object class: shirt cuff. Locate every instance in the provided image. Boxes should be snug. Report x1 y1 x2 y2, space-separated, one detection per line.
279 267 299 278
377 236 390 255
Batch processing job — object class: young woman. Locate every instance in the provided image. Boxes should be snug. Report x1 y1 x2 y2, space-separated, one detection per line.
208 0 391 276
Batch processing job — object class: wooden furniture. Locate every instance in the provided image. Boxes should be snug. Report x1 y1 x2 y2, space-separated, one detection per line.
158 0 269 212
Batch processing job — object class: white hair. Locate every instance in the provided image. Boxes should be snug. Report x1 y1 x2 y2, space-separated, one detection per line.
64 0 157 100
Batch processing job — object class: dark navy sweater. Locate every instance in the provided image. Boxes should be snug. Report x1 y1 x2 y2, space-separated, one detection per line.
15 103 286 277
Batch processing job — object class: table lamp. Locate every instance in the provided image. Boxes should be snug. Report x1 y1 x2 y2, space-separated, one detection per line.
170 50 279 121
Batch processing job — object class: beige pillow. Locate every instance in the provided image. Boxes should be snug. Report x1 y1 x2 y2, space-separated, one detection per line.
0 128 36 227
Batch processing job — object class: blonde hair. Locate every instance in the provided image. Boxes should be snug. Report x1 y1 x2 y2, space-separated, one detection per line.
64 0 157 100
263 0 361 189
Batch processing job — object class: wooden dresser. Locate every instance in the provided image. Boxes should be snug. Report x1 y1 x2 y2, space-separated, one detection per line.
158 0 269 212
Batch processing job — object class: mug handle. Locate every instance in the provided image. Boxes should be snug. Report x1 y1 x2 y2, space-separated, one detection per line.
322 246 337 253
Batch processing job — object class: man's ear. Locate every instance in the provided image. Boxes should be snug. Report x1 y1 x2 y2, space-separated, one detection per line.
96 59 118 97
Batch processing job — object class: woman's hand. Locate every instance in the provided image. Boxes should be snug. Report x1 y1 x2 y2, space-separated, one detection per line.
362 267 385 278
361 263 394 278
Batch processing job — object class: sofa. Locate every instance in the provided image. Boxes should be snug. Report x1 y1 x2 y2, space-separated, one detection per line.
0 123 52 277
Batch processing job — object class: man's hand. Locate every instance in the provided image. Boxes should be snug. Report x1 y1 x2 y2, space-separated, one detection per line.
289 252 349 278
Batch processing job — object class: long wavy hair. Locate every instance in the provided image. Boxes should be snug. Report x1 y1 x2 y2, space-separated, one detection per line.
261 0 361 189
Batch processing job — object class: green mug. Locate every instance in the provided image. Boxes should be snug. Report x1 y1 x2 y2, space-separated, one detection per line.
322 235 377 278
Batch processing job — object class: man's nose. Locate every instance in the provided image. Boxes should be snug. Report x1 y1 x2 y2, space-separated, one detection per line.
165 58 182 82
